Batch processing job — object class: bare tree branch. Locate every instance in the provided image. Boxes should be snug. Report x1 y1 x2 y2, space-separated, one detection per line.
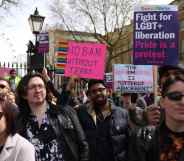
0 0 19 8
49 0 141 71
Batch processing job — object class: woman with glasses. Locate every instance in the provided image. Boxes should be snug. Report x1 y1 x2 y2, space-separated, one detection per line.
0 94 35 161
16 73 89 161
129 74 184 161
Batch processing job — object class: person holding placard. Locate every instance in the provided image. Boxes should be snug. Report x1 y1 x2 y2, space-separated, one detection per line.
129 74 184 161
144 64 184 126
128 65 184 127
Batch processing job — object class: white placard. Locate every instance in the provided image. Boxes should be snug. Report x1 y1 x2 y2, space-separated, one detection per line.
113 64 153 93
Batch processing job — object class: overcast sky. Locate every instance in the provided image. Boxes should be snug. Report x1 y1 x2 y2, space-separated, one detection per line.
0 0 174 63
0 0 52 64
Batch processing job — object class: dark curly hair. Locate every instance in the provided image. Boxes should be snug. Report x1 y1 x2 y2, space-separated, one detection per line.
16 73 50 115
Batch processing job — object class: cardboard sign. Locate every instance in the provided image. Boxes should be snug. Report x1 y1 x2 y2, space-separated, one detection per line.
113 64 153 93
64 41 106 79
0 68 12 77
133 5 179 65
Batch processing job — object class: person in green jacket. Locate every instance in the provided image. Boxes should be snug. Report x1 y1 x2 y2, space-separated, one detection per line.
5 69 21 92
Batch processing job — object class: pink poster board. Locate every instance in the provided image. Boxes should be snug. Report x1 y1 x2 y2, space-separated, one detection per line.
0 68 12 77
64 41 106 80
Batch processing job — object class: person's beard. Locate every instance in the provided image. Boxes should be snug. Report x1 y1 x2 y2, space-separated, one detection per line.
93 95 107 107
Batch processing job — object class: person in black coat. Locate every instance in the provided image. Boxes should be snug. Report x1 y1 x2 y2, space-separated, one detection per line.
77 79 129 161
15 73 89 161
129 74 184 161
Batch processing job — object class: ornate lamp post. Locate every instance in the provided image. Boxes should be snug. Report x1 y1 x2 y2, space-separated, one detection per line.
27 8 45 73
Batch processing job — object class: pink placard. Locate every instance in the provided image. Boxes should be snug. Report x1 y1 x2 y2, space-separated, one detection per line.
0 68 12 77
64 41 106 79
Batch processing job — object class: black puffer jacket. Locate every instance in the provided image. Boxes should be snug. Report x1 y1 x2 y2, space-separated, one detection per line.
129 119 184 161
77 102 129 161
16 103 89 161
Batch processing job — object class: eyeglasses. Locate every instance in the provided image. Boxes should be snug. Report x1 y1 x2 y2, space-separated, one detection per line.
0 112 4 120
27 84 45 90
90 87 106 95
164 91 184 101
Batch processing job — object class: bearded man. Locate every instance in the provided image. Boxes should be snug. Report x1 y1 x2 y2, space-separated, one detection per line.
77 79 129 161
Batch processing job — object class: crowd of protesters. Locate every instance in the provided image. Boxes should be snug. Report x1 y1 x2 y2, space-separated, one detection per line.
0 64 184 161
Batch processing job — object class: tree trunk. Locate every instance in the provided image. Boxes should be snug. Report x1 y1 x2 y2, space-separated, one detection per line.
105 57 113 72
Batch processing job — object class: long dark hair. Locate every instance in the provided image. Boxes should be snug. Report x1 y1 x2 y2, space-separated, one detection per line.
16 73 50 116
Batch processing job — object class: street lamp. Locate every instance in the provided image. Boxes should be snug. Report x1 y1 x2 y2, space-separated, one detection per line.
28 8 45 41
27 8 45 73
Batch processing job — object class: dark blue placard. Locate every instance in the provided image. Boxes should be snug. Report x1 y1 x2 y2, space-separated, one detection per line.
133 5 179 65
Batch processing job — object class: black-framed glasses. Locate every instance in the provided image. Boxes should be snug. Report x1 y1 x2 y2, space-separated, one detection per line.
0 112 4 120
27 84 45 90
164 91 184 101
